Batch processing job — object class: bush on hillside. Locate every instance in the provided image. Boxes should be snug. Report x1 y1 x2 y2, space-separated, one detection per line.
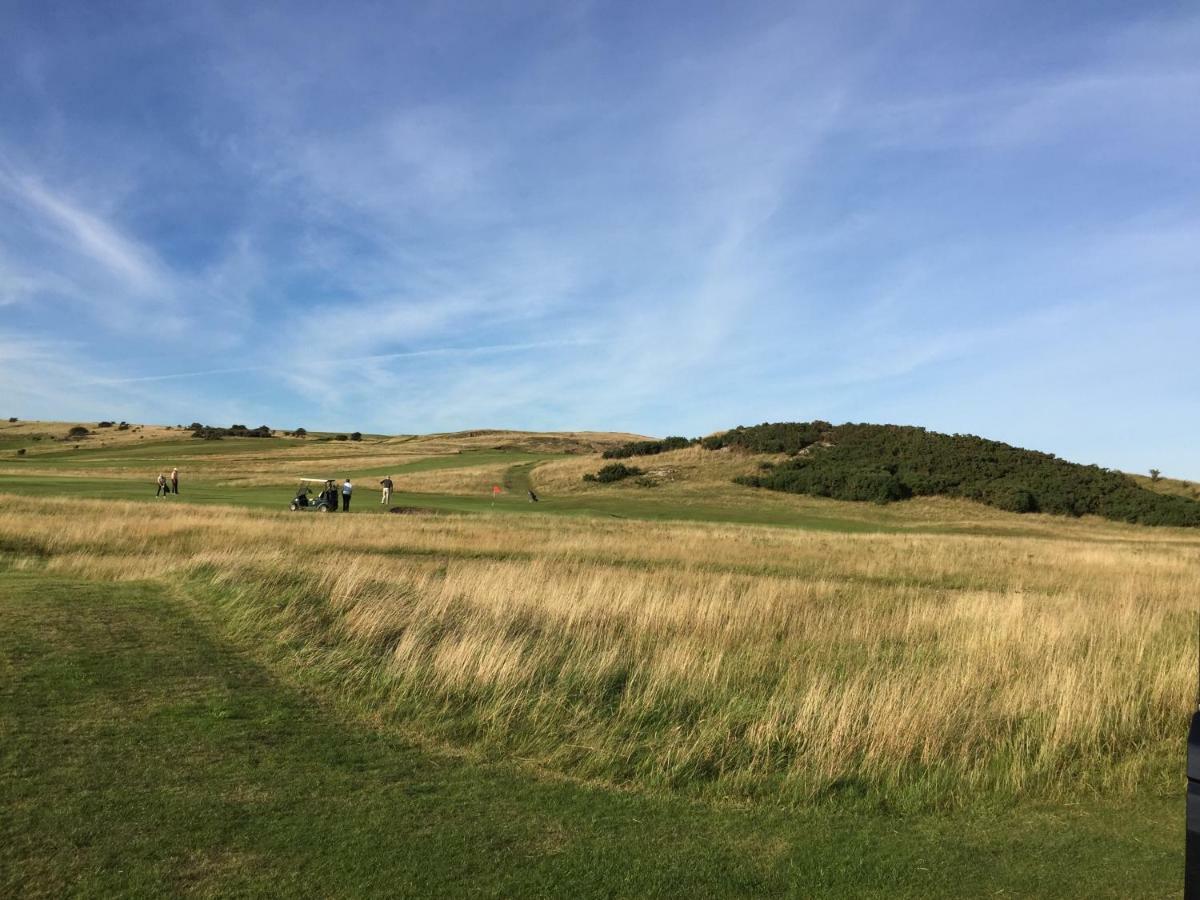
335 434 348 441
702 421 832 453
998 488 1039 514
67 426 89 438
190 423 272 440
583 463 644 483
97 421 113 428
602 436 693 459
725 421 1200 527
737 464 910 504
350 432 362 441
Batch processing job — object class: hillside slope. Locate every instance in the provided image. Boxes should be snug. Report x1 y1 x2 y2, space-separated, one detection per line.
706 422 1200 527
389 429 650 455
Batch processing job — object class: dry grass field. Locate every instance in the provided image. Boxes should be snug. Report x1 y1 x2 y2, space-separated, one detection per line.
533 444 776 493
5 490 1197 810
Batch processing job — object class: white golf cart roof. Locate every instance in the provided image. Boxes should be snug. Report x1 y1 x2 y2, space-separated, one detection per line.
297 477 335 483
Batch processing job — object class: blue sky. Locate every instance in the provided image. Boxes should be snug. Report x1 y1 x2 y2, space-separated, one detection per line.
1 2 1197 477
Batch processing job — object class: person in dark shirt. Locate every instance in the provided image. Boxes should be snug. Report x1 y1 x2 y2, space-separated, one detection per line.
380 476 393 505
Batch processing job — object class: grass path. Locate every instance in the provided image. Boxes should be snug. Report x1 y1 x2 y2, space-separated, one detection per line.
0 570 1181 897
503 459 540 497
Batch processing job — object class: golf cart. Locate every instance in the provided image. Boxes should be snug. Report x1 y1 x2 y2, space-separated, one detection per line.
290 478 339 512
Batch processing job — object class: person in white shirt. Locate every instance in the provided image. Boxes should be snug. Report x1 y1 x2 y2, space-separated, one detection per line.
341 477 353 512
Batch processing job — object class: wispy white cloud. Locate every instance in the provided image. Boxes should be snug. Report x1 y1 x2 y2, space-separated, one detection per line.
0 168 167 295
853 65 1199 156
83 336 603 386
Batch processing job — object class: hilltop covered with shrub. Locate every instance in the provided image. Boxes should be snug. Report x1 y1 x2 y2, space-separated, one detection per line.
602 436 694 459
719 421 1200 527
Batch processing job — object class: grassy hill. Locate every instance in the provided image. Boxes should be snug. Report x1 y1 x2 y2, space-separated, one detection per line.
688 422 1200 527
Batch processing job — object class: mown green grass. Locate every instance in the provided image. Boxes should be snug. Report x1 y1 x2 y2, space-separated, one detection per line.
0 469 899 533
0 433 896 533
0 571 1181 897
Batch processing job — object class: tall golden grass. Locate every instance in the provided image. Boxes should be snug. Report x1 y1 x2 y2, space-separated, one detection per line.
3 493 1197 807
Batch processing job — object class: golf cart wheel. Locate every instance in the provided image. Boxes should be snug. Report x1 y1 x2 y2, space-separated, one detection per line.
289 501 299 511
322 504 336 512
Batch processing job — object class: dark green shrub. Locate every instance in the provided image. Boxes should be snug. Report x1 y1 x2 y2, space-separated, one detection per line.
702 421 831 453
721 421 1200 526
997 489 1039 514
350 432 362 441
16 448 25 456
226 424 272 437
191 423 271 439
603 436 693 459
67 426 89 438
583 463 643 483
335 434 348 441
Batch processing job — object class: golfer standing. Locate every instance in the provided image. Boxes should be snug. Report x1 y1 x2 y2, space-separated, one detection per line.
156 473 168 497
342 477 353 512
171 467 179 495
380 475 393 505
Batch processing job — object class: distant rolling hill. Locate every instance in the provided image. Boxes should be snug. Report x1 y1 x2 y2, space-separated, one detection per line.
606 421 1200 527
